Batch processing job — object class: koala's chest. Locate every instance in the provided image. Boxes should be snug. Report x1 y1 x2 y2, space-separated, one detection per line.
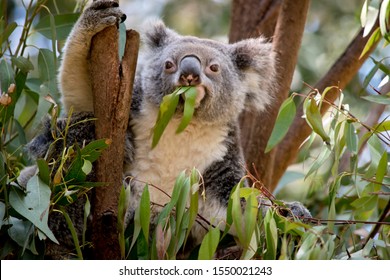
127 109 228 206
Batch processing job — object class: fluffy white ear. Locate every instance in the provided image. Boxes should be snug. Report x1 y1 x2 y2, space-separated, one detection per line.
142 19 178 49
230 37 276 112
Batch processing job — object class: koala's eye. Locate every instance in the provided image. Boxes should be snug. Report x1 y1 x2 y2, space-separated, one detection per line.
165 61 175 71
209 64 219 73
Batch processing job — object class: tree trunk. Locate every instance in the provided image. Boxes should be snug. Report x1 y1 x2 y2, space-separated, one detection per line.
232 0 310 188
89 23 139 259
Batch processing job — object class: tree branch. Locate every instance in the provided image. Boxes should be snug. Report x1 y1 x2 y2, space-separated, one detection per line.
271 22 381 188
89 24 139 259
229 0 282 42
236 0 310 188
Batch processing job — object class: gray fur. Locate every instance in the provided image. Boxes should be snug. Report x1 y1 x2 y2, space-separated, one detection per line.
19 1 310 257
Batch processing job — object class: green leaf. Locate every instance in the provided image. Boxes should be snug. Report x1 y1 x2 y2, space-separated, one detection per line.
198 227 220 260
64 146 86 183
305 145 332 179
11 56 34 73
176 87 197 133
0 21 17 46
362 57 381 89
375 152 388 184
264 210 278 260
175 177 190 237
360 27 381 59
351 195 378 211
38 48 58 96
265 95 296 153
9 175 58 244
82 196 90 246
119 23 126 59
304 98 330 144
363 0 381 37
0 202 4 229
360 0 369 27
81 159 93 175
361 94 390 105
7 217 37 255
34 13 80 40
59 206 83 259
140 185 151 243
36 159 51 185
373 120 390 133
345 122 358 154
243 191 258 252
365 134 385 178
185 169 199 245
80 138 110 162
152 86 196 148
0 59 13 92
152 91 180 148
1 71 27 125
379 0 390 36
231 182 245 244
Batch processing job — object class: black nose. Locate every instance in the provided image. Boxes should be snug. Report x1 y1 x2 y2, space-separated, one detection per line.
179 55 201 86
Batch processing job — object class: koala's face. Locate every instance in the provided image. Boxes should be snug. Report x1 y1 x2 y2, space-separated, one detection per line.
140 21 275 124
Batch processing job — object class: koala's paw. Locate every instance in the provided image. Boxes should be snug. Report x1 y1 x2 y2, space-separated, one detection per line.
79 0 126 35
282 201 312 222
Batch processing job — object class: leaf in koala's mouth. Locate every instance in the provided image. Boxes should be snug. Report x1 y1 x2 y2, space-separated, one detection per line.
152 86 197 149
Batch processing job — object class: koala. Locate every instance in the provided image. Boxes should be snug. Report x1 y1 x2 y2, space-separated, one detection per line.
20 0 311 257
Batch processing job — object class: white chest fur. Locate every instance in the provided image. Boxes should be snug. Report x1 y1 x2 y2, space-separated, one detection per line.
127 102 229 206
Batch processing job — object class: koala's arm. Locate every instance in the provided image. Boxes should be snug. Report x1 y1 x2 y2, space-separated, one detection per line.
59 1 126 113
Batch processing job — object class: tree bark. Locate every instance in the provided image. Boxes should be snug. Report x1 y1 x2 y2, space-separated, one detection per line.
89 24 139 259
235 0 310 187
229 0 282 42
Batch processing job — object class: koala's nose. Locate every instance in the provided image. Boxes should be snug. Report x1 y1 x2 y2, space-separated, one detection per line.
179 55 201 86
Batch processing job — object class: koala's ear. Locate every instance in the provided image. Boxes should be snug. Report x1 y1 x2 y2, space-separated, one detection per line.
142 20 178 49
230 37 275 112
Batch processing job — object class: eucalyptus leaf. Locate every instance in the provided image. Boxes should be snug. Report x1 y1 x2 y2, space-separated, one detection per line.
36 159 51 185
264 210 277 260
379 0 390 36
176 87 197 133
9 175 58 244
0 202 5 229
0 59 14 92
38 48 58 96
265 95 296 153
198 226 220 260
81 159 93 175
140 185 151 243
363 0 380 37
304 98 330 144
11 56 34 73
0 21 17 46
34 13 80 40
360 27 381 59
152 86 196 148
345 122 358 154
361 94 390 105
80 138 110 162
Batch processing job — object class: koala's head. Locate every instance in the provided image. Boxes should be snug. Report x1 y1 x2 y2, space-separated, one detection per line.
140 20 275 124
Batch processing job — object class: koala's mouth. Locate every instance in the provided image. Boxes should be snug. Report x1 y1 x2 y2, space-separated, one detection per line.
176 85 207 109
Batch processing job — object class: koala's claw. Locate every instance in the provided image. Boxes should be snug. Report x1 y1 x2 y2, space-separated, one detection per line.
282 201 312 222
79 0 126 35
